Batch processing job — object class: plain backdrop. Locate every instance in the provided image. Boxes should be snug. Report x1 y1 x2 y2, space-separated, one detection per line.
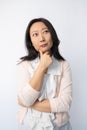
0 0 87 130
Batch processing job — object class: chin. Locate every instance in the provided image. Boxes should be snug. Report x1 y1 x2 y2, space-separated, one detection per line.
42 48 48 52
41 48 49 52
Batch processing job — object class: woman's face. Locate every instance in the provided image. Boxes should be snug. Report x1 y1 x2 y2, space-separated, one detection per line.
30 22 53 53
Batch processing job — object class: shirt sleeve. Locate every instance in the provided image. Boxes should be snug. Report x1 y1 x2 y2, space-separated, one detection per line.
49 61 72 113
16 61 40 107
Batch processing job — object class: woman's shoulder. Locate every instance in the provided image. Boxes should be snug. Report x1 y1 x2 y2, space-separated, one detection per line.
58 60 71 72
17 60 31 70
59 60 71 67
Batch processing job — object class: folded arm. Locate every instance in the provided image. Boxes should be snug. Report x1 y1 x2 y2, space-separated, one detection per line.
17 61 44 107
18 61 72 113
17 55 51 107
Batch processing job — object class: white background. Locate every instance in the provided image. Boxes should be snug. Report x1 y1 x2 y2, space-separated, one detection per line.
0 0 87 130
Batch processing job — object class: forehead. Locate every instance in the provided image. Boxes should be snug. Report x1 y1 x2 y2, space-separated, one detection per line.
30 22 48 32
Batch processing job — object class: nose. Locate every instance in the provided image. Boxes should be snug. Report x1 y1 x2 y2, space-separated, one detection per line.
39 34 45 42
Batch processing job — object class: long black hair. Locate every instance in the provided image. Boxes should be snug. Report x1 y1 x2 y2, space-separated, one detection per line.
20 18 65 61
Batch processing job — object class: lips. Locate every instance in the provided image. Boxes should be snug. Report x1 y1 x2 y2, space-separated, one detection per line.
40 43 47 47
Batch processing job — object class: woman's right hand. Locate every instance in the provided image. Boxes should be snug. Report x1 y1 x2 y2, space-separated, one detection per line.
39 50 53 71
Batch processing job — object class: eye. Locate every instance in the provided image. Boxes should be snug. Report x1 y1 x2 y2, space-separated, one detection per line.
43 29 49 34
32 33 38 37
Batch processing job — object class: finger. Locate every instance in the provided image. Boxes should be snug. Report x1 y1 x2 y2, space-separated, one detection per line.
44 51 51 56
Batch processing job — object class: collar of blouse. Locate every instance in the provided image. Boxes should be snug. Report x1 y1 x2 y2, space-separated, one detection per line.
29 56 61 76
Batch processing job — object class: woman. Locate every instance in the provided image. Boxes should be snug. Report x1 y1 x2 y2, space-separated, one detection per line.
17 18 72 130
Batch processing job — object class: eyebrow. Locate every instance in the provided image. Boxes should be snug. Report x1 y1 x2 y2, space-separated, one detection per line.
31 27 48 33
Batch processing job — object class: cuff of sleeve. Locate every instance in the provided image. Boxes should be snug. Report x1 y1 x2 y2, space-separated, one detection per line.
20 84 40 106
49 98 58 113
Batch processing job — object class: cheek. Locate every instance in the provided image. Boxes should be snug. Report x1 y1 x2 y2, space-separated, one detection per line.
31 38 39 51
32 43 40 51
50 41 53 47
48 35 53 47
49 39 53 48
